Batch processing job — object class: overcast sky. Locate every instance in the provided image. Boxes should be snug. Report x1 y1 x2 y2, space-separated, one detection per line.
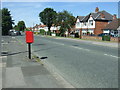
1 1 118 27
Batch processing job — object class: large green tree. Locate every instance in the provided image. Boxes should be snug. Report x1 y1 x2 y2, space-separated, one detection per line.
17 21 26 31
2 8 14 35
56 10 76 36
39 8 57 33
14 25 19 31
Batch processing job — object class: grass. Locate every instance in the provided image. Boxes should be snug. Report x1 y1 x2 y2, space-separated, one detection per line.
32 55 44 66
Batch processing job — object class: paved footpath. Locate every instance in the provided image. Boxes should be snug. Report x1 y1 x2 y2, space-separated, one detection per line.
1 36 73 88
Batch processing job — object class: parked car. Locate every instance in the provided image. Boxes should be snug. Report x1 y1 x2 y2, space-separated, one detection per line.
89 34 96 36
16 31 21 35
9 29 21 36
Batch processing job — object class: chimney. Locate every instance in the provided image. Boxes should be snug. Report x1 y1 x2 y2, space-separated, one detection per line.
113 14 117 20
95 7 99 12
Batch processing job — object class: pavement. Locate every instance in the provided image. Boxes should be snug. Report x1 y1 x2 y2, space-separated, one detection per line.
1 36 73 88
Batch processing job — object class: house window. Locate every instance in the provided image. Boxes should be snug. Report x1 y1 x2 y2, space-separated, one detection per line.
89 20 93 26
84 22 86 26
76 22 80 27
82 29 87 35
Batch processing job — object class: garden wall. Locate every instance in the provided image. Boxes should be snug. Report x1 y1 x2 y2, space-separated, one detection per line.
82 36 119 42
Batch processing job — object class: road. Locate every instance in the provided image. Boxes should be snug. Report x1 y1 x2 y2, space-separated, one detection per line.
13 35 118 88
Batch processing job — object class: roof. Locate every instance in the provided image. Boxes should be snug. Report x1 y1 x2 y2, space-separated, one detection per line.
104 19 120 30
34 24 46 28
77 16 85 21
95 10 113 21
77 10 113 22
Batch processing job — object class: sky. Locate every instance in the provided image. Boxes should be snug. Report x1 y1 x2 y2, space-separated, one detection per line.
1 2 119 27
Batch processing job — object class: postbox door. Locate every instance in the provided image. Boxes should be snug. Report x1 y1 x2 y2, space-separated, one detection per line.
26 31 34 43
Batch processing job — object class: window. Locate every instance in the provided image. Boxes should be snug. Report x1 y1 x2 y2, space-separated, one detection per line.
89 20 93 26
84 22 86 26
76 22 80 27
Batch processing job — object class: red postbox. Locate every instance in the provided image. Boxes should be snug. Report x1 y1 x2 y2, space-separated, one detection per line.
26 31 34 43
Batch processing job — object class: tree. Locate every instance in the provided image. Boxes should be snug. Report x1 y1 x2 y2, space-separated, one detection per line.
39 8 57 34
17 21 26 31
56 10 76 36
14 25 19 31
2 8 14 35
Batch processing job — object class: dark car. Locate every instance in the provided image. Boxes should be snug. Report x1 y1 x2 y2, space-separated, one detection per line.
16 31 21 35
89 34 96 36
97 33 110 37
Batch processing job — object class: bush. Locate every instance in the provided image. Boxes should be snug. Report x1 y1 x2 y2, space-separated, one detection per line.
40 29 45 35
56 33 60 36
75 33 79 38
102 35 110 41
25 28 32 31
47 31 51 35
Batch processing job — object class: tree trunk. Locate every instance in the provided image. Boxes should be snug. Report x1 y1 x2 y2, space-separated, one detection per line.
48 26 51 35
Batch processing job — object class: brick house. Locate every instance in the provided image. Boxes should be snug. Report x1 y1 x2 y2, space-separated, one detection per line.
75 7 115 36
103 18 120 37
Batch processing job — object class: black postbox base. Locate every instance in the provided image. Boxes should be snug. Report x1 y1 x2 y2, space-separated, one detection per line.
28 43 31 59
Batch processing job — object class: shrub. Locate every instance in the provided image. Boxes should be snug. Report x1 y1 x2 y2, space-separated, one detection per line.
40 29 45 35
56 33 60 36
25 28 32 31
47 31 51 35
102 35 110 41
75 33 79 38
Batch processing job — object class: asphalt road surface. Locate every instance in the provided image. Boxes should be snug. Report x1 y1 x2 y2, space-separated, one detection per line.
14 35 118 88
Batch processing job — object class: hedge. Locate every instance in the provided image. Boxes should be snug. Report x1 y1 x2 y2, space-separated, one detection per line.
102 35 111 41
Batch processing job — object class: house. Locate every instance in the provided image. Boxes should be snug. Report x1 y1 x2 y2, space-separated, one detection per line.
50 24 61 34
103 18 120 37
33 24 48 33
75 7 115 36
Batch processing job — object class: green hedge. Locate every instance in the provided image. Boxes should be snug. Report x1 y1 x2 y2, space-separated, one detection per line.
56 33 60 36
75 33 79 38
47 31 51 35
102 35 111 41
40 29 45 35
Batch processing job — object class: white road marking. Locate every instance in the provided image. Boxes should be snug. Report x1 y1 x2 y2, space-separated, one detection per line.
104 54 119 58
0 56 7 59
1 43 8 45
47 41 65 46
2 40 4 42
54 42 64 45
71 46 90 51
47 41 90 51
92 42 118 48
12 37 15 39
